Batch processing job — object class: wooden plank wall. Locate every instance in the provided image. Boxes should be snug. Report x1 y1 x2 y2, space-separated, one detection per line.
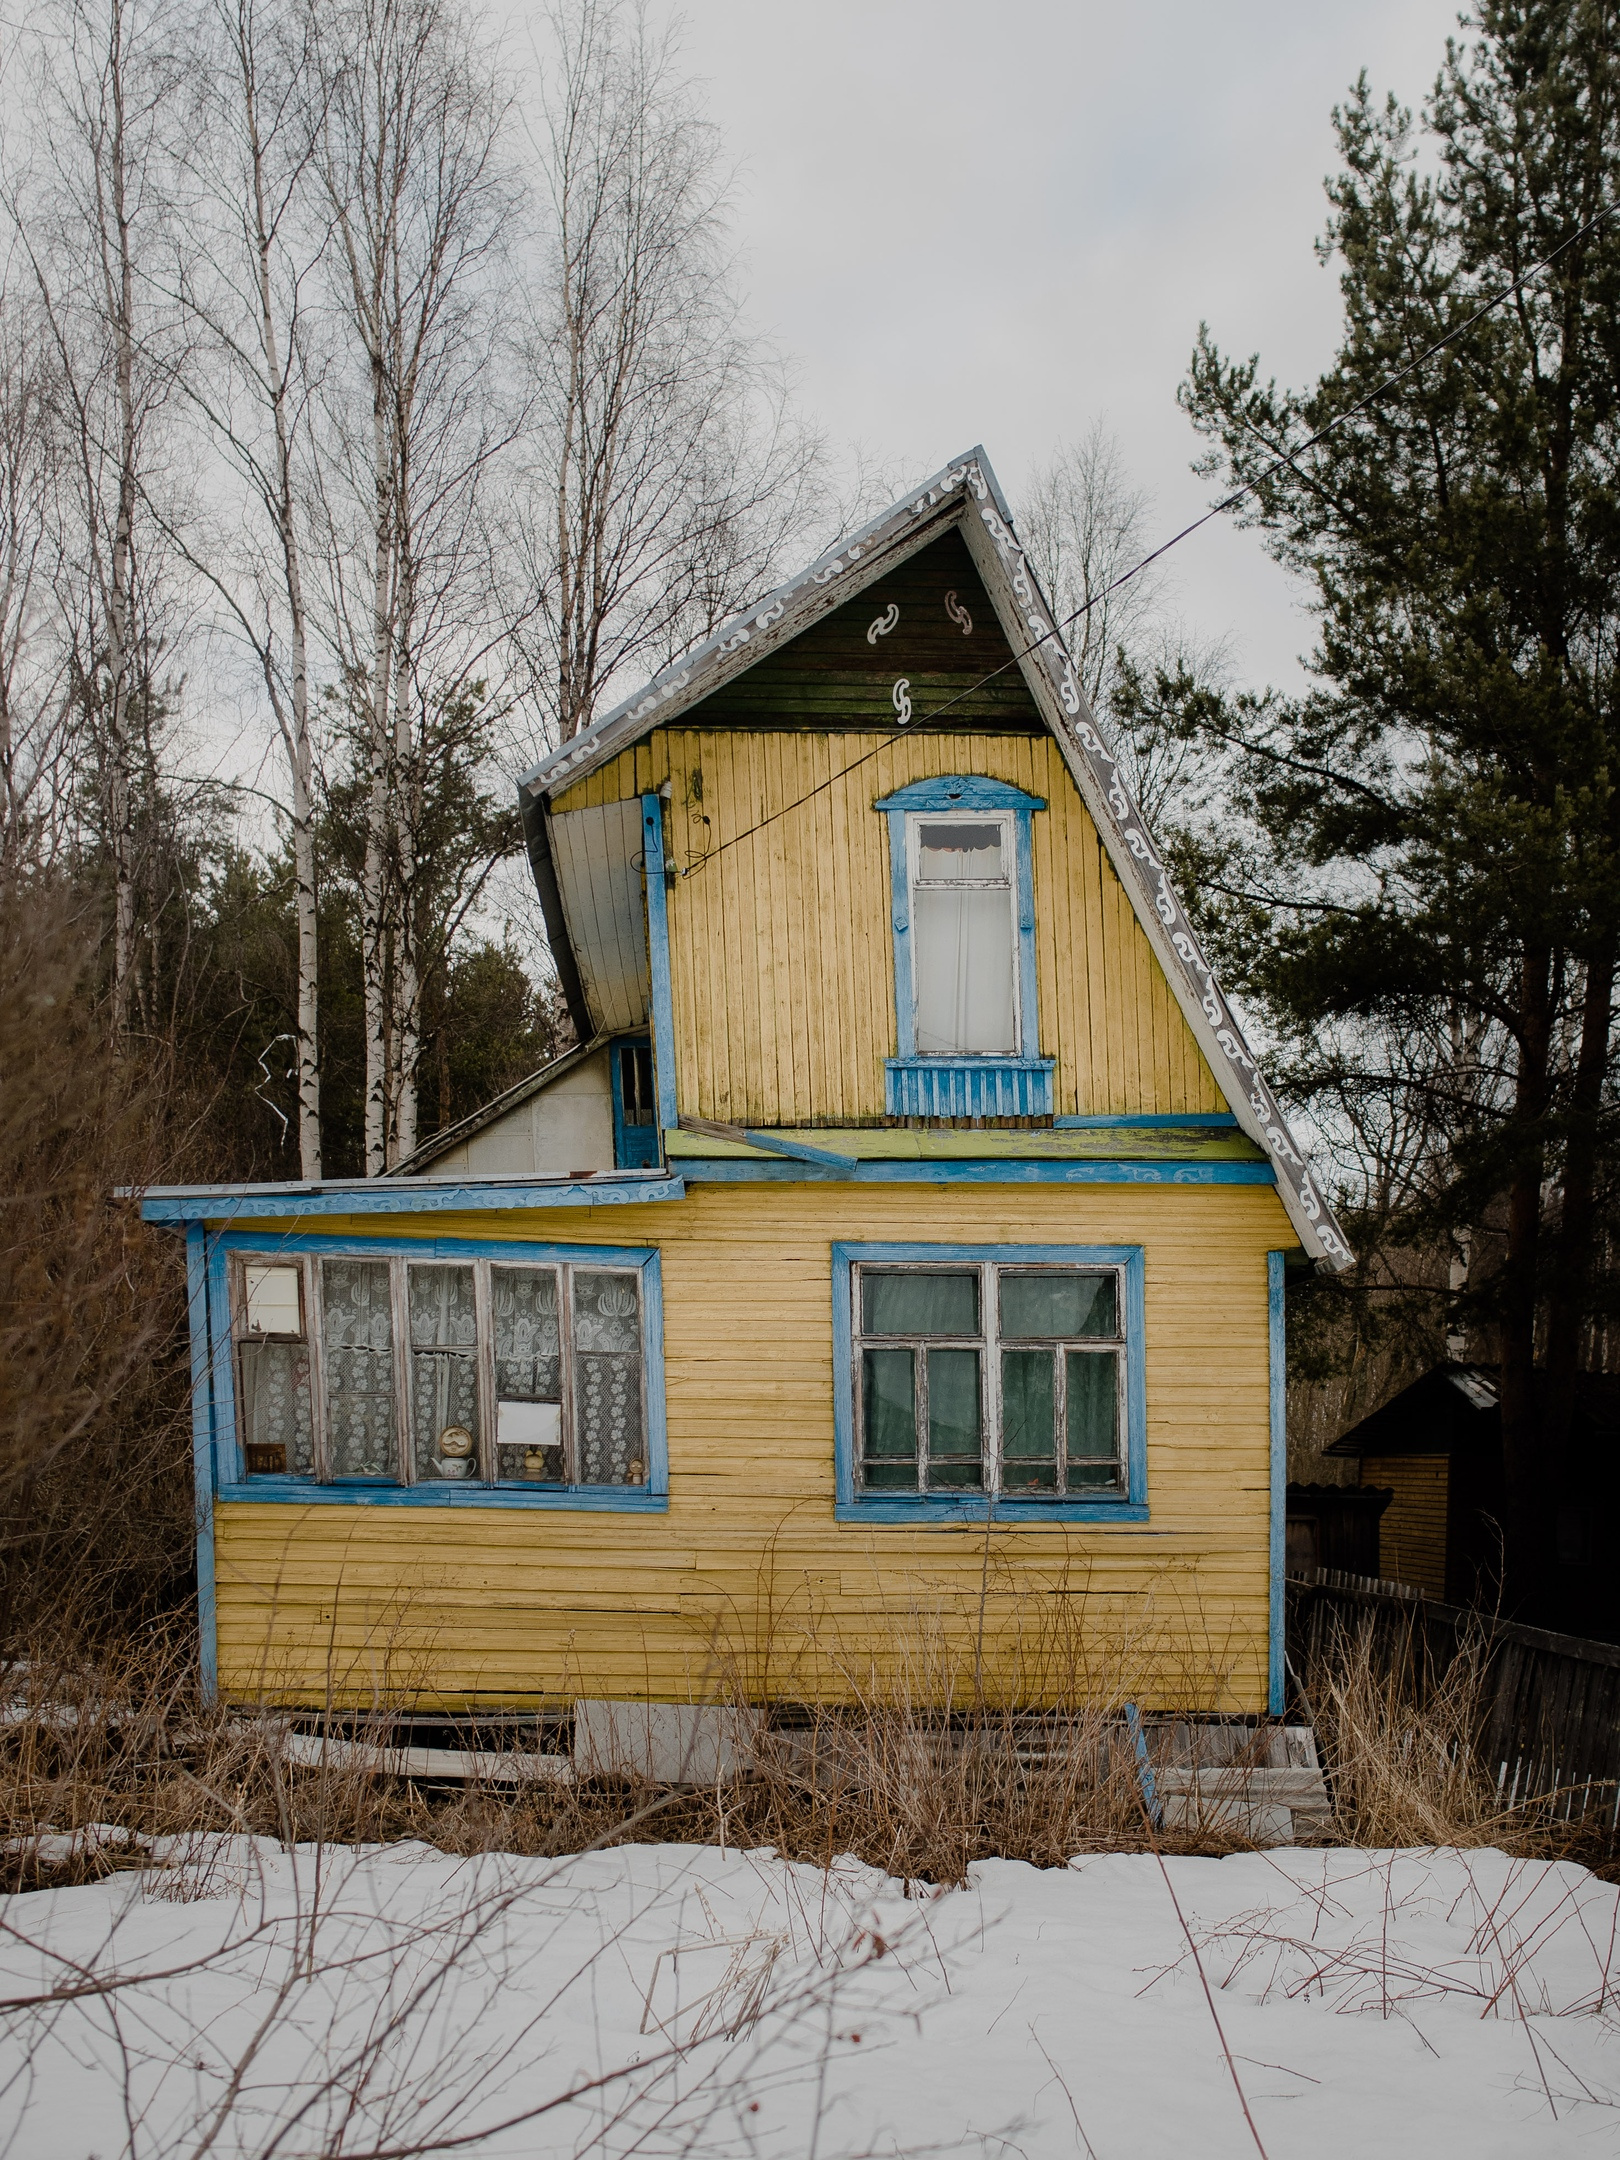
211 1181 1291 1711
1363 1454 1450 1598
552 728 1225 1125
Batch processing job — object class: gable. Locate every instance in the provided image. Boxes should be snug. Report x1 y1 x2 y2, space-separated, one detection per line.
695 531 1041 733
520 448 1353 1269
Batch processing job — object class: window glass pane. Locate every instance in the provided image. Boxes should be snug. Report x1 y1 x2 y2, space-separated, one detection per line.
321 1260 396 1477
621 1044 655 1127
240 1340 314 1476
1066 1349 1121 1488
409 1265 479 1482
912 886 1016 1055
572 1270 645 1485
999 1271 1117 1340
1000 1348 1057 1493
861 1347 917 1489
493 1267 563 1482
243 1262 301 1337
861 1270 978 1338
927 1346 982 1489
915 822 1005 881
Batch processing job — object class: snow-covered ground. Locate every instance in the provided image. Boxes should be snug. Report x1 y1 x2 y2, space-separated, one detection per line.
2 1837 1617 2158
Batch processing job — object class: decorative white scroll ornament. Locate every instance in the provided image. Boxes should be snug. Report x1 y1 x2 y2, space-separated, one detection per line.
944 590 973 635
892 679 913 725
866 604 899 644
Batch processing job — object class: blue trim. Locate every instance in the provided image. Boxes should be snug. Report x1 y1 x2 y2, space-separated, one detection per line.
641 793 679 1135
1268 1249 1287 1716
885 1057 1055 1118
1053 1113 1239 1129
831 1240 1148 1526
885 805 915 1059
877 776 1047 1102
679 1157 1275 1187
206 1235 243 1485
186 1225 219 1702
141 1175 685 1223
611 1038 661 1169
205 1231 668 1511
874 777 1046 811
720 1129 858 1170
1125 1702 1163 1828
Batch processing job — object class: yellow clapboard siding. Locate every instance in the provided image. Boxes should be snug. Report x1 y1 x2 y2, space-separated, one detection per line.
551 729 1226 1122
214 1179 1291 1710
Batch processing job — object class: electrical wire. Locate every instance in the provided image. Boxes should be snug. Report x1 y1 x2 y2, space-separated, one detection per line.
679 198 1618 876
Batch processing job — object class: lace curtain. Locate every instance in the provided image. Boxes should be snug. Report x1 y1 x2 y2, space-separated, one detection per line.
408 1264 479 1480
239 1341 314 1476
321 1260 395 1476
572 1270 644 1484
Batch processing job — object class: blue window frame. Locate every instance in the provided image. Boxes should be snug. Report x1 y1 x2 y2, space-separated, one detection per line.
832 1242 1148 1523
611 1037 661 1167
201 1231 667 1511
875 775 1054 1117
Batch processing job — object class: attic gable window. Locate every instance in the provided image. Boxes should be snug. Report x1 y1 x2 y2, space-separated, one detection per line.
219 1237 666 1508
876 776 1054 1117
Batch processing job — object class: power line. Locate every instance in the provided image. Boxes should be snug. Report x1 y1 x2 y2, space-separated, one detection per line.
682 199 1617 875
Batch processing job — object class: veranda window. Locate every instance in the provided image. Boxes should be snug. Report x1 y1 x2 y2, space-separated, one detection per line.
854 1261 1125 1499
229 1252 648 1489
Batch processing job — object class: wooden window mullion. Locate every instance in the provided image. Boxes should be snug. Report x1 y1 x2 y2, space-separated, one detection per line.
558 1261 577 1485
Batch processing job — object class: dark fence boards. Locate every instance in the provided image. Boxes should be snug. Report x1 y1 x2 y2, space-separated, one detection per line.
1287 1568 1620 1835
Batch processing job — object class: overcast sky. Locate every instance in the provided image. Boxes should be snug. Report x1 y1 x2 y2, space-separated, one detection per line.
606 0 1466 696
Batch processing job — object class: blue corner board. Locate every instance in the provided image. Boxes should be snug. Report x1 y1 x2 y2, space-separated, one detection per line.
641 793 680 1135
1268 1249 1287 1716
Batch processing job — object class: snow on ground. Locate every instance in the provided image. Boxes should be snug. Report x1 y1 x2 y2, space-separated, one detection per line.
1 1837 1618 2158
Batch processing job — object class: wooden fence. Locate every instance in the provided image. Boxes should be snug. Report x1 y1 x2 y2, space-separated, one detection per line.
1287 1568 1620 1835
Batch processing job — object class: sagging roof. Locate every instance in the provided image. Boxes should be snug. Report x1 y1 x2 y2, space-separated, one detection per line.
389 1037 603 1177
517 446 1354 1271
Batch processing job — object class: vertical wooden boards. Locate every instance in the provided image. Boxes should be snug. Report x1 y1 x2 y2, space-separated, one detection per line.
211 1180 1292 1710
552 729 1228 1123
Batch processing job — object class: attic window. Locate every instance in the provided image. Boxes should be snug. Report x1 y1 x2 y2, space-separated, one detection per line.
910 816 1017 1055
875 775 1054 1117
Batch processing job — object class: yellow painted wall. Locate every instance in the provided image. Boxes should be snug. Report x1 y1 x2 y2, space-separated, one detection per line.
212 1178 1293 1711
1363 1455 1450 1598
551 729 1226 1124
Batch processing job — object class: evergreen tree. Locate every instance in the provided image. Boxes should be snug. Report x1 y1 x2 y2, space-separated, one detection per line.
1179 1 1620 1616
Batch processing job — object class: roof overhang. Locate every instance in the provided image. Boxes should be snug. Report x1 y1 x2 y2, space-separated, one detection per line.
137 1171 684 1223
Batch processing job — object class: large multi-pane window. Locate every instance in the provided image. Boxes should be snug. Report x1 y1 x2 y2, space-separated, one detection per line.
852 1260 1128 1501
231 1250 650 1489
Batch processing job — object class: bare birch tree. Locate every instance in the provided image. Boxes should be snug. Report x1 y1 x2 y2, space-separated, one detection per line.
314 0 518 1170
18 0 186 1040
519 0 821 743
170 0 328 1174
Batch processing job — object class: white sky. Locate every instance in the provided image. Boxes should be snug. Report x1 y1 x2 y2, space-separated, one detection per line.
609 0 1464 696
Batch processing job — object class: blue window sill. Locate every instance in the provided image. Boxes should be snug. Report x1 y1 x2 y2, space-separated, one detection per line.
836 1498 1149 1526
885 1058 1055 1119
217 1477 667 1512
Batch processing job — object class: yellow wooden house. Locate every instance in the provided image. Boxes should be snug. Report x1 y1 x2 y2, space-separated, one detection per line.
145 451 1351 1722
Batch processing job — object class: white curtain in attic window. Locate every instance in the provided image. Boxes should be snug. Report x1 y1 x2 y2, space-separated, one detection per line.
911 819 1016 1055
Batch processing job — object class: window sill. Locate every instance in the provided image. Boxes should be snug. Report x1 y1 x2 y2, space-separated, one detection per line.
217 1478 667 1512
885 1058 1055 1119
836 1498 1149 1526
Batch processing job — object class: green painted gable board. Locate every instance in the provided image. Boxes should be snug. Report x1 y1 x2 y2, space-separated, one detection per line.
691 530 1041 733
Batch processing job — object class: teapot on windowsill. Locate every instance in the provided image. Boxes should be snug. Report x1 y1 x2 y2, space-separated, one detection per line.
433 1425 475 1480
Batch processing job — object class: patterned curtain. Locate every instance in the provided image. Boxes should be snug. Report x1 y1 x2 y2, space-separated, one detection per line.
492 1267 564 1481
408 1265 479 1480
321 1260 395 1476
239 1341 314 1476
572 1270 644 1484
